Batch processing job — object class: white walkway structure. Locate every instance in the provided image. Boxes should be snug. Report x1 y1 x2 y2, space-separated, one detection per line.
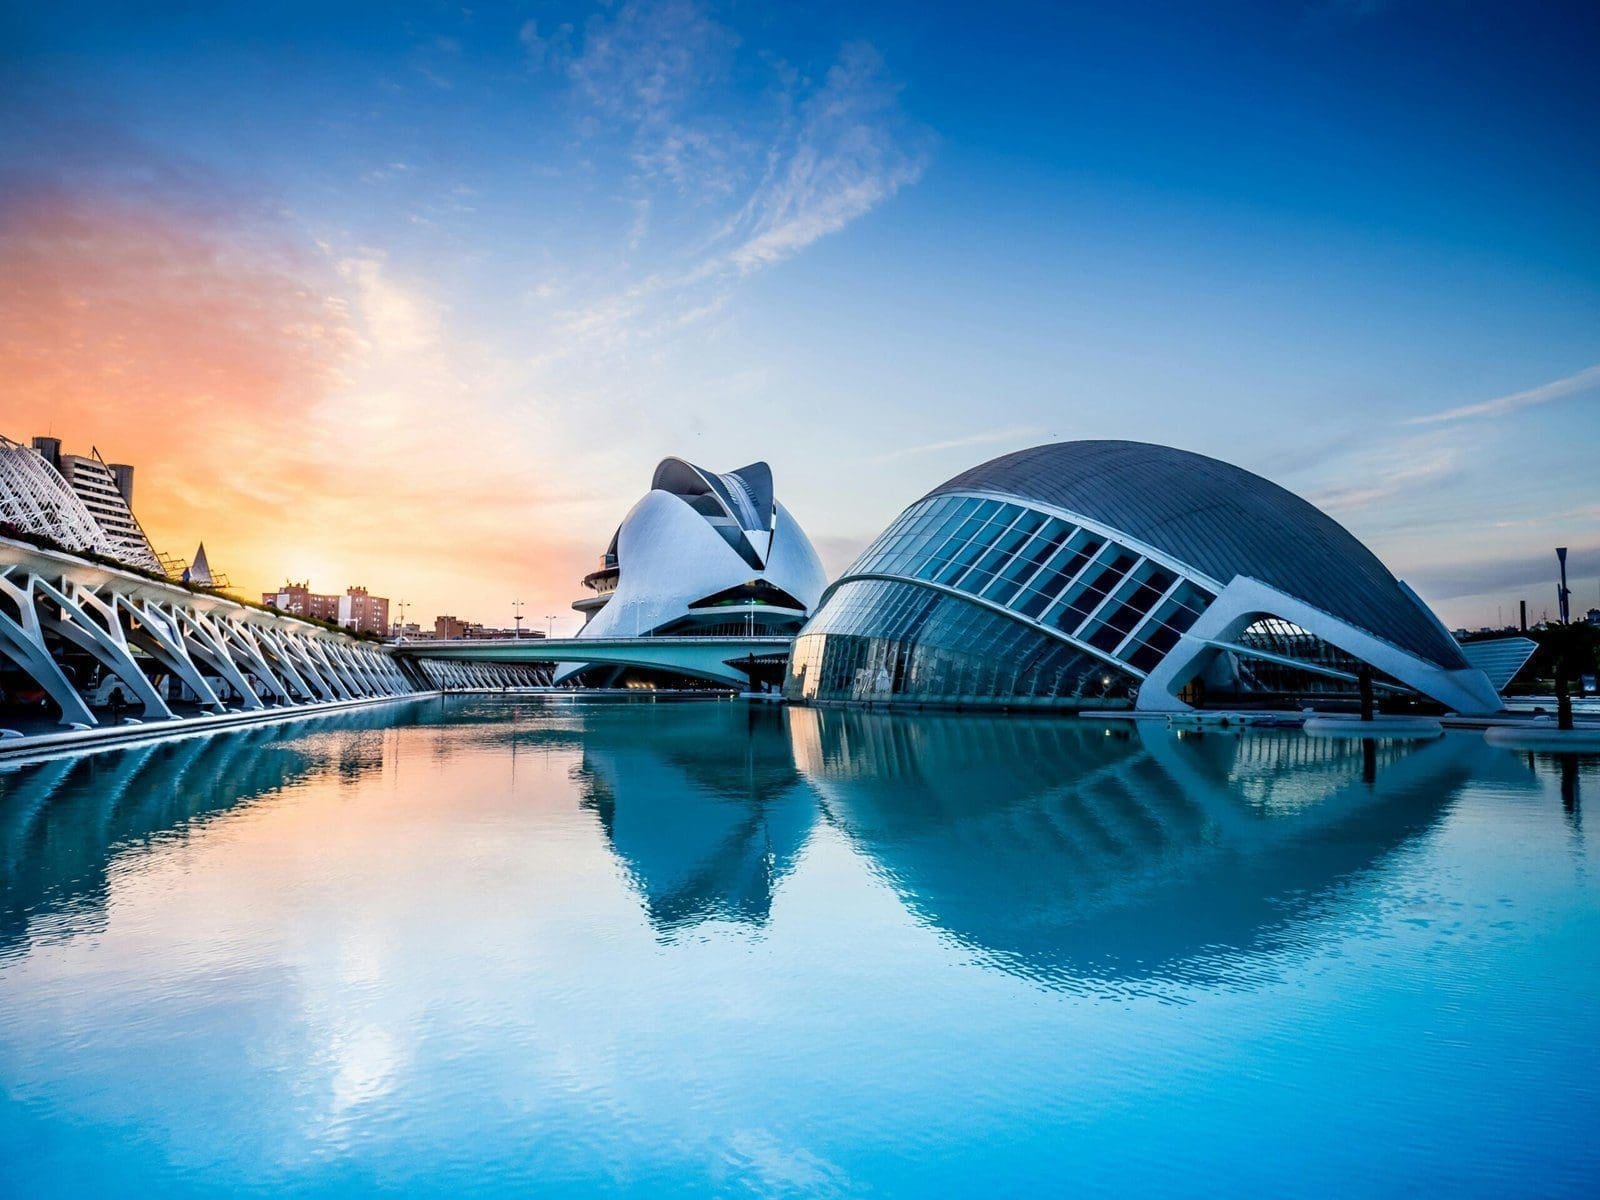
400 635 792 690
0 536 414 728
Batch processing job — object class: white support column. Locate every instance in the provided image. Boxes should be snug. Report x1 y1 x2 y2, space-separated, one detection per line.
274 629 340 701
172 606 265 710
303 638 358 699
0 568 97 726
246 625 317 702
346 645 394 696
32 576 175 720
117 596 226 712
207 614 293 704
1136 576 1504 714
330 642 380 697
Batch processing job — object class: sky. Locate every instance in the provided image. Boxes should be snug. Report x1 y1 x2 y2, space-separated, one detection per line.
0 0 1596 633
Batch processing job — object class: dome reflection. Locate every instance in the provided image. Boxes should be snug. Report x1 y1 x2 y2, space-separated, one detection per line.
789 707 1508 988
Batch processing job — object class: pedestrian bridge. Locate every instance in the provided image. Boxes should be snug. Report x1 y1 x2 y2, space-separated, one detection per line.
0 535 415 728
393 635 794 689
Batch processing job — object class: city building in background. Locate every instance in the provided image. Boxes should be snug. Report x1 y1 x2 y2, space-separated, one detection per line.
561 457 827 687
784 440 1503 714
0 434 122 560
338 587 389 637
40 441 162 574
263 581 390 635
262 582 341 623
431 615 543 640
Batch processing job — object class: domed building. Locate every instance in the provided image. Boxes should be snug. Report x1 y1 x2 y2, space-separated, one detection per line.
561 457 828 687
783 440 1501 714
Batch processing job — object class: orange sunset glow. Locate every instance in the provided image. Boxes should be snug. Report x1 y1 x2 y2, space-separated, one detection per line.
0 181 598 628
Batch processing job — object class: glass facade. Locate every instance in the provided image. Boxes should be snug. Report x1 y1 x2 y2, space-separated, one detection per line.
784 579 1136 707
798 493 1218 705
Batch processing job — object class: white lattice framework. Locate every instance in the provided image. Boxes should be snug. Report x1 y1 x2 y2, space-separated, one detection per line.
411 660 553 690
0 438 123 560
0 536 418 728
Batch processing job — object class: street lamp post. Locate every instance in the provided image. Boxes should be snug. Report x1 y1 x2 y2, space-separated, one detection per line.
513 599 525 638
545 614 557 638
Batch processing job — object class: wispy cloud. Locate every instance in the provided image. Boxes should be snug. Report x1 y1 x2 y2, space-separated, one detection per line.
1406 363 1600 425
726 43 929 272
1405 540 1600 604
1306 440 1461 513
865 426 1041 465
542 5 930 358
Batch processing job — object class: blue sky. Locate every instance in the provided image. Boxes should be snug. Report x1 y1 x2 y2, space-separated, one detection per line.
1 0 1596 628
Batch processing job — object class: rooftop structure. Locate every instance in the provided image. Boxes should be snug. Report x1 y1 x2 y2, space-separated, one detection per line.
784 440 1502 714
0 434 163 573
46 444 162 573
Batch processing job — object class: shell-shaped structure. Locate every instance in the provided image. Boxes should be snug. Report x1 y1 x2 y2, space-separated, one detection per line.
784 440 1501 714
562 458 828 685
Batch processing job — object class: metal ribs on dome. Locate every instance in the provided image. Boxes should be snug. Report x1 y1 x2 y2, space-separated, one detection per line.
927 440 1465 671
785 439 1502 715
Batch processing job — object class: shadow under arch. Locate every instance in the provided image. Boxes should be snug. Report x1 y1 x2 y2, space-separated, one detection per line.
0 705 433 957
575 701 818 935
788 707 1501 990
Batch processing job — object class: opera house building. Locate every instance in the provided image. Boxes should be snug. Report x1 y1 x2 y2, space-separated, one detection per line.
783 440 1502 714
561 457 828 686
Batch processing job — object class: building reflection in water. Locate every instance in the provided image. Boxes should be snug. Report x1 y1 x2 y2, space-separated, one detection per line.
787 708 1521 989
576 702 816 934
0 706 427 958
0 697 1579 990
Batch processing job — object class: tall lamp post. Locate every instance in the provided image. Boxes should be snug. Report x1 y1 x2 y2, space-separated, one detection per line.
545 614 557 638
1557 547 1571 626
512 599 525 638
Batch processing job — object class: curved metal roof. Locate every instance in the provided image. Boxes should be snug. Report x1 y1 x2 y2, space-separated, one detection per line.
927 440 1466 670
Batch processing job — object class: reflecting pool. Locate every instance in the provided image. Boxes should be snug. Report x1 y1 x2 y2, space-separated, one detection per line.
1 698 1597 1197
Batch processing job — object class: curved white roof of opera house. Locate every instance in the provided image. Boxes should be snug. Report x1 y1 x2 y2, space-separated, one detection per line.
559 457 827 683
786 440 1501 714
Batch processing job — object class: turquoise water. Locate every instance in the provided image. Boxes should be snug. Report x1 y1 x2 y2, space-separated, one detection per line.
1 697 1597 1197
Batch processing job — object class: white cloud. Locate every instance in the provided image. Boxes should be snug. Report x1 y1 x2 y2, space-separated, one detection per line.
1406 362 1600 425
865 426 1041 465
727 43 929 272
545 18 930 358
568 0 738 128
1306 441 1460 513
